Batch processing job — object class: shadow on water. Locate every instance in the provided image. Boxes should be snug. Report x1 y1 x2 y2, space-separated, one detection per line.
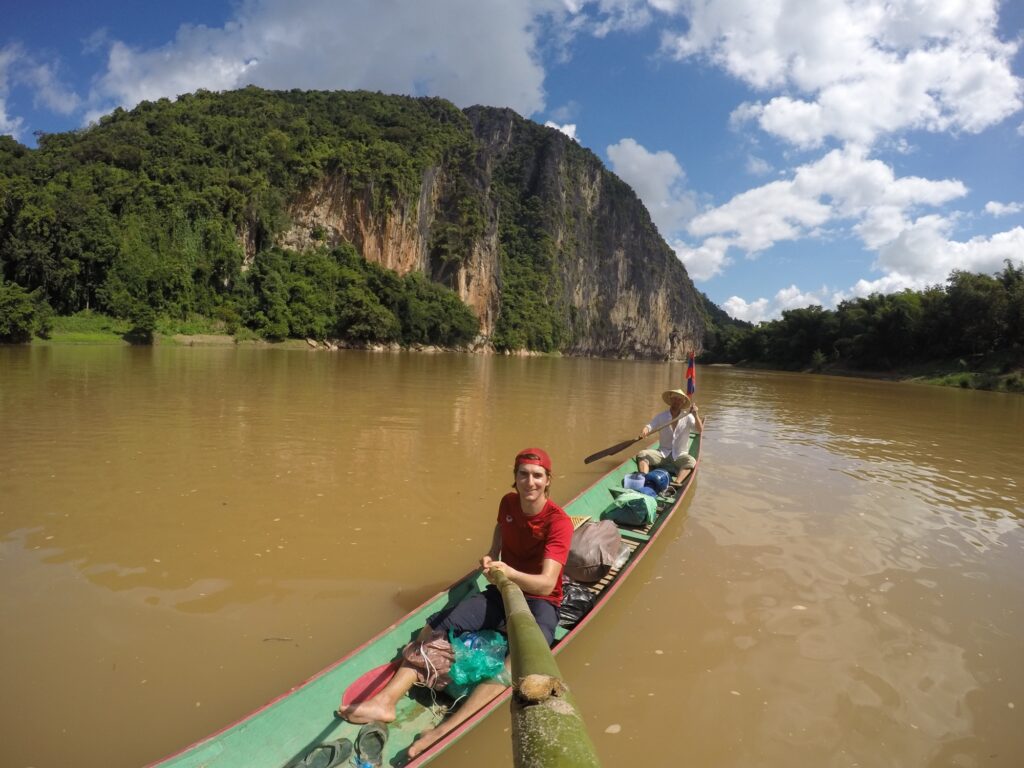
391 580 459 613
123 328 155 345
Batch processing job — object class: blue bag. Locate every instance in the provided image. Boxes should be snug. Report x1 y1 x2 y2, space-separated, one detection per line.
645 469 671 493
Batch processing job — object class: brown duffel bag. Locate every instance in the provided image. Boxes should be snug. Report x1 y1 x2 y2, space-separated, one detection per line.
565 520 623 583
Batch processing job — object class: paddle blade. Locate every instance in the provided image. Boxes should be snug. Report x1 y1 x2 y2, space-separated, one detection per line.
583 437 639 464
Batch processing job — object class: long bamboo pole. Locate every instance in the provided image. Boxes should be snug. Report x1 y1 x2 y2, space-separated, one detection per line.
489 570 601 768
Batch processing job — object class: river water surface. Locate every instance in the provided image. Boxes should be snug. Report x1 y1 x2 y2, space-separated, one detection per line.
1 346 1022 768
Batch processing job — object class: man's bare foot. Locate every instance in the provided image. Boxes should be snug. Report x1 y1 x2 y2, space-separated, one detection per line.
407 724 451 758
336 696 397 725
671 470 693 487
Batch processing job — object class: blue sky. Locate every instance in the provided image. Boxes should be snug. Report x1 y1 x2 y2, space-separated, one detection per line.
2 0 1023 322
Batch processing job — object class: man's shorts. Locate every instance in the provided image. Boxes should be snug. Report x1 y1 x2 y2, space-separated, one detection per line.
634 448 696 474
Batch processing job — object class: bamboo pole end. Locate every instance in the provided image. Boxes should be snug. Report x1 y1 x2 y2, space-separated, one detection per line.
516 673 567 704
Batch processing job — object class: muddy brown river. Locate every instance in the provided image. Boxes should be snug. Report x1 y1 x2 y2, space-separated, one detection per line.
1 345 1021 767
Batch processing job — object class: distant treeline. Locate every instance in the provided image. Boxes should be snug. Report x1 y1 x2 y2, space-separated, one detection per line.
703 263 1024 371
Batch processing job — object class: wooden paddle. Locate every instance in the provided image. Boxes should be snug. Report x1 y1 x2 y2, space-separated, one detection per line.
582 414 684 464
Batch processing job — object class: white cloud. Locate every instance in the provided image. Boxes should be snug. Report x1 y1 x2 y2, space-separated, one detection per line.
679 146 1023 305
0 101 20 137
567 0 653 37
774 284 827 311
728 100 762 130
0 45 20 82
825 223 1024 304
719 215 1024 321
545 120 578 140
548 100 580 122
661 0 1023 148
670 236 731 281
87 0 560 123
15 1 1021 155
874 218 1024 286
834 272 920 303
606 137 697 236
688 177 832 253
723 284 828 323
686 146 966 255
985 201 1023 217
22 61 80 115
746 154 771 176
0 42 78 138
0 45 24 138
722 295 770 323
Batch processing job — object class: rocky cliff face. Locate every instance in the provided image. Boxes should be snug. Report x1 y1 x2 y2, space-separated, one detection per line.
281 106 705 359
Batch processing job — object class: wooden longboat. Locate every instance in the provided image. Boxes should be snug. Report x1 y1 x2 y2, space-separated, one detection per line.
150 430 703 768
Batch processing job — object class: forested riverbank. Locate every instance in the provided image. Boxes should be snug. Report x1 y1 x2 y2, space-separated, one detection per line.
1 87 1020 385
0 242 478 348
8 304 1021 394
5 255 1022 392
703 262 1024 393
0 87 708 359
726 354 1024 393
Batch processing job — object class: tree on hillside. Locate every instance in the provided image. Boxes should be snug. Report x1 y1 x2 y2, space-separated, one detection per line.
998 260 1024 347
945 270 1008 355
0 280 51 343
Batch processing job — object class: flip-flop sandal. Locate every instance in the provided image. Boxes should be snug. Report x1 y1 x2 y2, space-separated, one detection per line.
353 721 389 768
288 738 353 768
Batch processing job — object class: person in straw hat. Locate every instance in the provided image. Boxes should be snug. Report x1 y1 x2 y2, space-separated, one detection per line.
635 388 703 486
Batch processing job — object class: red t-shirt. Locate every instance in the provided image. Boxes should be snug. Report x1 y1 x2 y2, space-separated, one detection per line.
496 492 573 605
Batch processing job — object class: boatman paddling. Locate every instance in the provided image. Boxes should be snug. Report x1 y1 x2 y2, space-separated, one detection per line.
636 388 703 486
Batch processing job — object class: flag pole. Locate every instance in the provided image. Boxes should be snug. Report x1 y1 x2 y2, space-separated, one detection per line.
685 350 696 404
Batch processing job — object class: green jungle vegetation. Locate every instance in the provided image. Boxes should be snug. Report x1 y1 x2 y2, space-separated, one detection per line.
0 87 614 352
0 242 477 346
0 88 482 347
2 86 1021 393
488 120 567 353
703 262 1024 393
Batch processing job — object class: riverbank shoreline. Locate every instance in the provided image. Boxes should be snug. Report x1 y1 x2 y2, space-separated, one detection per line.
33 327 551 356
723 357 1024 394
28 314 1023 393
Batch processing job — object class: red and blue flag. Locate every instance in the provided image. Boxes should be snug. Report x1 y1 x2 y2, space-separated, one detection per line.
685 352 696 396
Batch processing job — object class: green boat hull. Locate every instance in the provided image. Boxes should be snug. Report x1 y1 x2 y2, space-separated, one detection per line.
151 432 703 768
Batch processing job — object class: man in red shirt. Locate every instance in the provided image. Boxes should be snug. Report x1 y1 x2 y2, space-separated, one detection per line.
462 447 572 639
338 448 573 757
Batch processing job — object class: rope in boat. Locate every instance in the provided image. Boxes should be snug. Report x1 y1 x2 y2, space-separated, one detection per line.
411 638 466 721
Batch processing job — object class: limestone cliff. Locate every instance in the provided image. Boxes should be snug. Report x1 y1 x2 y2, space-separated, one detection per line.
281 104 706 359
